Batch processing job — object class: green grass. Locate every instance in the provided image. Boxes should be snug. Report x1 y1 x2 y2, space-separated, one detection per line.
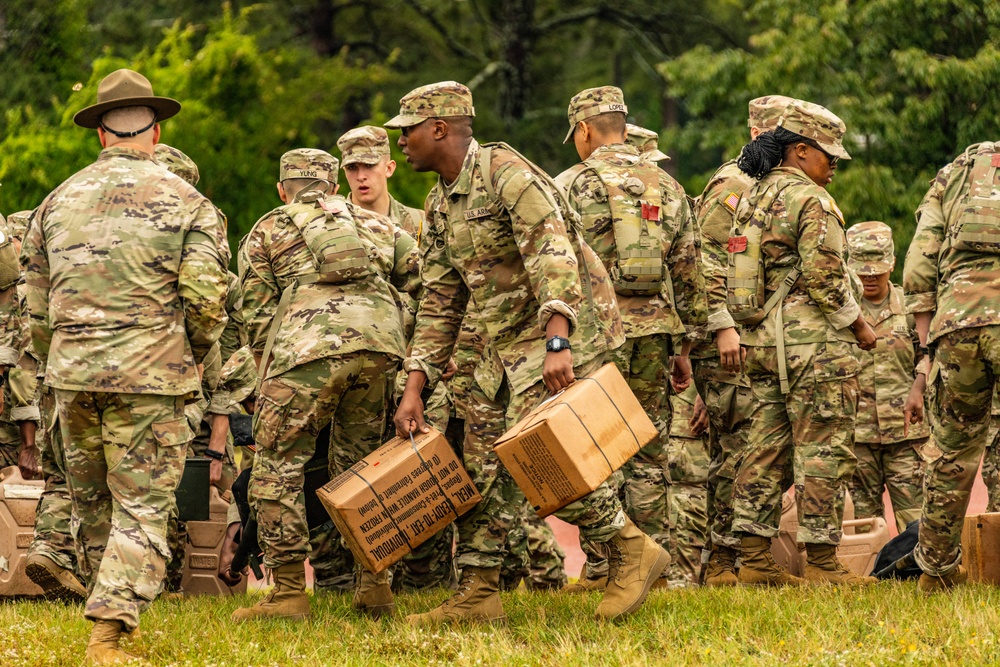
4 583 1000 666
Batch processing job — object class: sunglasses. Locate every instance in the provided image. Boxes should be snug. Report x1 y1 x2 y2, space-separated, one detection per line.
803 140 839 167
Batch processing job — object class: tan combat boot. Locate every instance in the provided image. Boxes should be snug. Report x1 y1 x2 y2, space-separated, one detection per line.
804 544 877 585
352 567 395 618
737 535 807 587
231 561 310 622
918 564 968 594
703 545 740 587
594 519 671 620
85 620 143 665
560 566 608 594
406 566 506 627
25 553 88 602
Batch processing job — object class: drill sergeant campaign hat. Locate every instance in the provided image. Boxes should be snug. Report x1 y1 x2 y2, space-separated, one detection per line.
776 98 852 161
564 86 628 144
337 126 392 167
73 69 181 130
154 143 200 187
625 123 669 162
747 95 797 130
847 221 895 276
279 148 339 183
384 81 476 129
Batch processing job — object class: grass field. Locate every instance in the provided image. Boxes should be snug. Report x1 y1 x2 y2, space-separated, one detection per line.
4 582 1000 666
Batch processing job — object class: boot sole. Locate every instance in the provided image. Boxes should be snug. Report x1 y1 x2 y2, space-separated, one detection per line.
596 549 671 620
26 561 86 603
354 603 397 619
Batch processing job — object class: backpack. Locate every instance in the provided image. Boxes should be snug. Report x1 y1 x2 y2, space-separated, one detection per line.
568 154 665 296
952 142 1000 254
871 520 921 580
286 192 373 285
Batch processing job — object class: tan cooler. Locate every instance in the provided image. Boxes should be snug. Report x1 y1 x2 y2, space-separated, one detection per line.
179 486 247 596
0 466 44 598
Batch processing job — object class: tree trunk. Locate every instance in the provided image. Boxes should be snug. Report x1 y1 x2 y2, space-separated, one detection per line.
497 0 536 125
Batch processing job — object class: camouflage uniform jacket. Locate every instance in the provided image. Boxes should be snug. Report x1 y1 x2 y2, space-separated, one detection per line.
691 159 755 361
556 143 707 341
904 142 1000 341
9 282 42 424
240 193 420 379
740 167 862 347
220 271 247 365
855 284 929 445
449 310 488 419
0 214 21 367
22 146 229 395
404 139 623 398
388 195 425 244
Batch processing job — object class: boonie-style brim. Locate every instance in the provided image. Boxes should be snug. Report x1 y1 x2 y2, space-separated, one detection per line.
384 114 428 129
848 260 893 276
342 154 385 167
73 96 181 130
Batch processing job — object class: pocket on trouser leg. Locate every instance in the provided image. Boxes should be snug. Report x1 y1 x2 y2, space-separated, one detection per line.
149 417 194 499
253 379 297 452
800 457 841 518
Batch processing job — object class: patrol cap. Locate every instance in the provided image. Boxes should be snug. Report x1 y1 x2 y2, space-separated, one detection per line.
337 126 391 167
625 124 669 162
747 95 796 130
564 86 628 144
847 221 895 276
154 143 200 187
776 99 851 161
384 81 475 129
279 148 338 182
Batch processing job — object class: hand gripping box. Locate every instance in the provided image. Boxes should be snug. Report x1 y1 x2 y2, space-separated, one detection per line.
317 428 481 574
494 363 657 517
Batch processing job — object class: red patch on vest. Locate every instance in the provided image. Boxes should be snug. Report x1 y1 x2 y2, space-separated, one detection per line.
641 203 660 221
728 236 748 253
992 154 1000 168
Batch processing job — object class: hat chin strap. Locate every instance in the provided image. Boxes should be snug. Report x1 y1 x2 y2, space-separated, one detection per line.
100 117 157 138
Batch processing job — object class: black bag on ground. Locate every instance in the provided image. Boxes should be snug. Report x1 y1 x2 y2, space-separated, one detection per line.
871 520 922 580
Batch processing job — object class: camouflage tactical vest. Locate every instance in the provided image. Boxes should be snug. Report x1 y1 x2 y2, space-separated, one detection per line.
952 142 1000 254
286 192 373 284
0 219 19 291
573 155 665 296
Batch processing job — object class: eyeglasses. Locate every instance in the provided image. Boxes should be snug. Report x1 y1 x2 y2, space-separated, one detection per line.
803 140 838 167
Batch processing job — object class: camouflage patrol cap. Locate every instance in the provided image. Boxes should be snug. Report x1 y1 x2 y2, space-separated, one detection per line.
847 221 895 276
564 86 628 144
776 99 852 160
154 143 200 187
625 124 669 162
384 81 475 129
747 95 796 130
279 148 338 182
337 126 391 167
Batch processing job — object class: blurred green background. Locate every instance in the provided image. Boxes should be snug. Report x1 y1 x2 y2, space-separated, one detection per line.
1 0 998 278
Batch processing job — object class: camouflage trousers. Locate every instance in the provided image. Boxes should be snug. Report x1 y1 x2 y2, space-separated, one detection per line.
0 384 19 467
693 357 754 551
250 352 395 570
665 431 710 587
55 390 191 633
981 415 1000 513
850 438 927 533
457 356 625 570
733 341 859 545
26 387 79 575
500 500 568 591
916 326 1000 576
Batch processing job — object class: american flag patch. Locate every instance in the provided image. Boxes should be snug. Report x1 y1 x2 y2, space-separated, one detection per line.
723 192 740 212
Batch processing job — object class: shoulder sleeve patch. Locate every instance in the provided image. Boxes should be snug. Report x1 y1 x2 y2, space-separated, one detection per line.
723 192 741 212
818 196 845 225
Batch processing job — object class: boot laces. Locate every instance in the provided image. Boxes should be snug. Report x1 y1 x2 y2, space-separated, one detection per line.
606 541 624 583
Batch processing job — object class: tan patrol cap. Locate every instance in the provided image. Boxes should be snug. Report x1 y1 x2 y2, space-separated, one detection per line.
747 95 796 130
776 99 851 161
564 86 628 144
155 143 200 187
384 81 475 129
337 126 391 167
847 221 895 276
625 124 669 162
279 148 338 182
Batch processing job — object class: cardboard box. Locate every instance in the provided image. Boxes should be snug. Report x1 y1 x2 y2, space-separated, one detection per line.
962 513 1000 583
494 363 656 517
317 428 481 574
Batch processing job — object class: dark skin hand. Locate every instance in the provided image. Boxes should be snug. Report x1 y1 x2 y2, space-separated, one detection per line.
690 394 709 436
851 313 878 351
207 413 229 485
218 522 245 587
717 327 746 374
542 313 574 394
903 373 927 437
17 421 40 480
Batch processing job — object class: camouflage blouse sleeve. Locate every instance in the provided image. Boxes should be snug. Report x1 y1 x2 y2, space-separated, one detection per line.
179 202 230 364
695 177 740 333
219 271 247 365
797 194 861 330
20 207 51 366
239 213 282 358
497 162 582 334
662 185 708 339
903 160 962 314
9 286 40 424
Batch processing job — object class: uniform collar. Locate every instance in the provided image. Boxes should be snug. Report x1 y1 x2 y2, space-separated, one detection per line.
591 143 639 158
442 139 479 198
98 146 155 162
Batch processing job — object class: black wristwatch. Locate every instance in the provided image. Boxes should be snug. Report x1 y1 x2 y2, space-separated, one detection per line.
205 448 226 462
545 336 572 353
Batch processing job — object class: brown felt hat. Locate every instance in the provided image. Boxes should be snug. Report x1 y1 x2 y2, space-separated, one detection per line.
73 69 181 129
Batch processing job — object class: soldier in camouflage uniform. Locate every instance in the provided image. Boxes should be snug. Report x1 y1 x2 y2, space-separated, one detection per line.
389 81 669 624
624 124 670 163
903 139 1000 592
21 69 229 663
665 384 709 587
846 221 929 533
234 148 421 621
0 210 22 469
555 87 708 591
691 95 794 587
728 99 878 586
982 389 1000 512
